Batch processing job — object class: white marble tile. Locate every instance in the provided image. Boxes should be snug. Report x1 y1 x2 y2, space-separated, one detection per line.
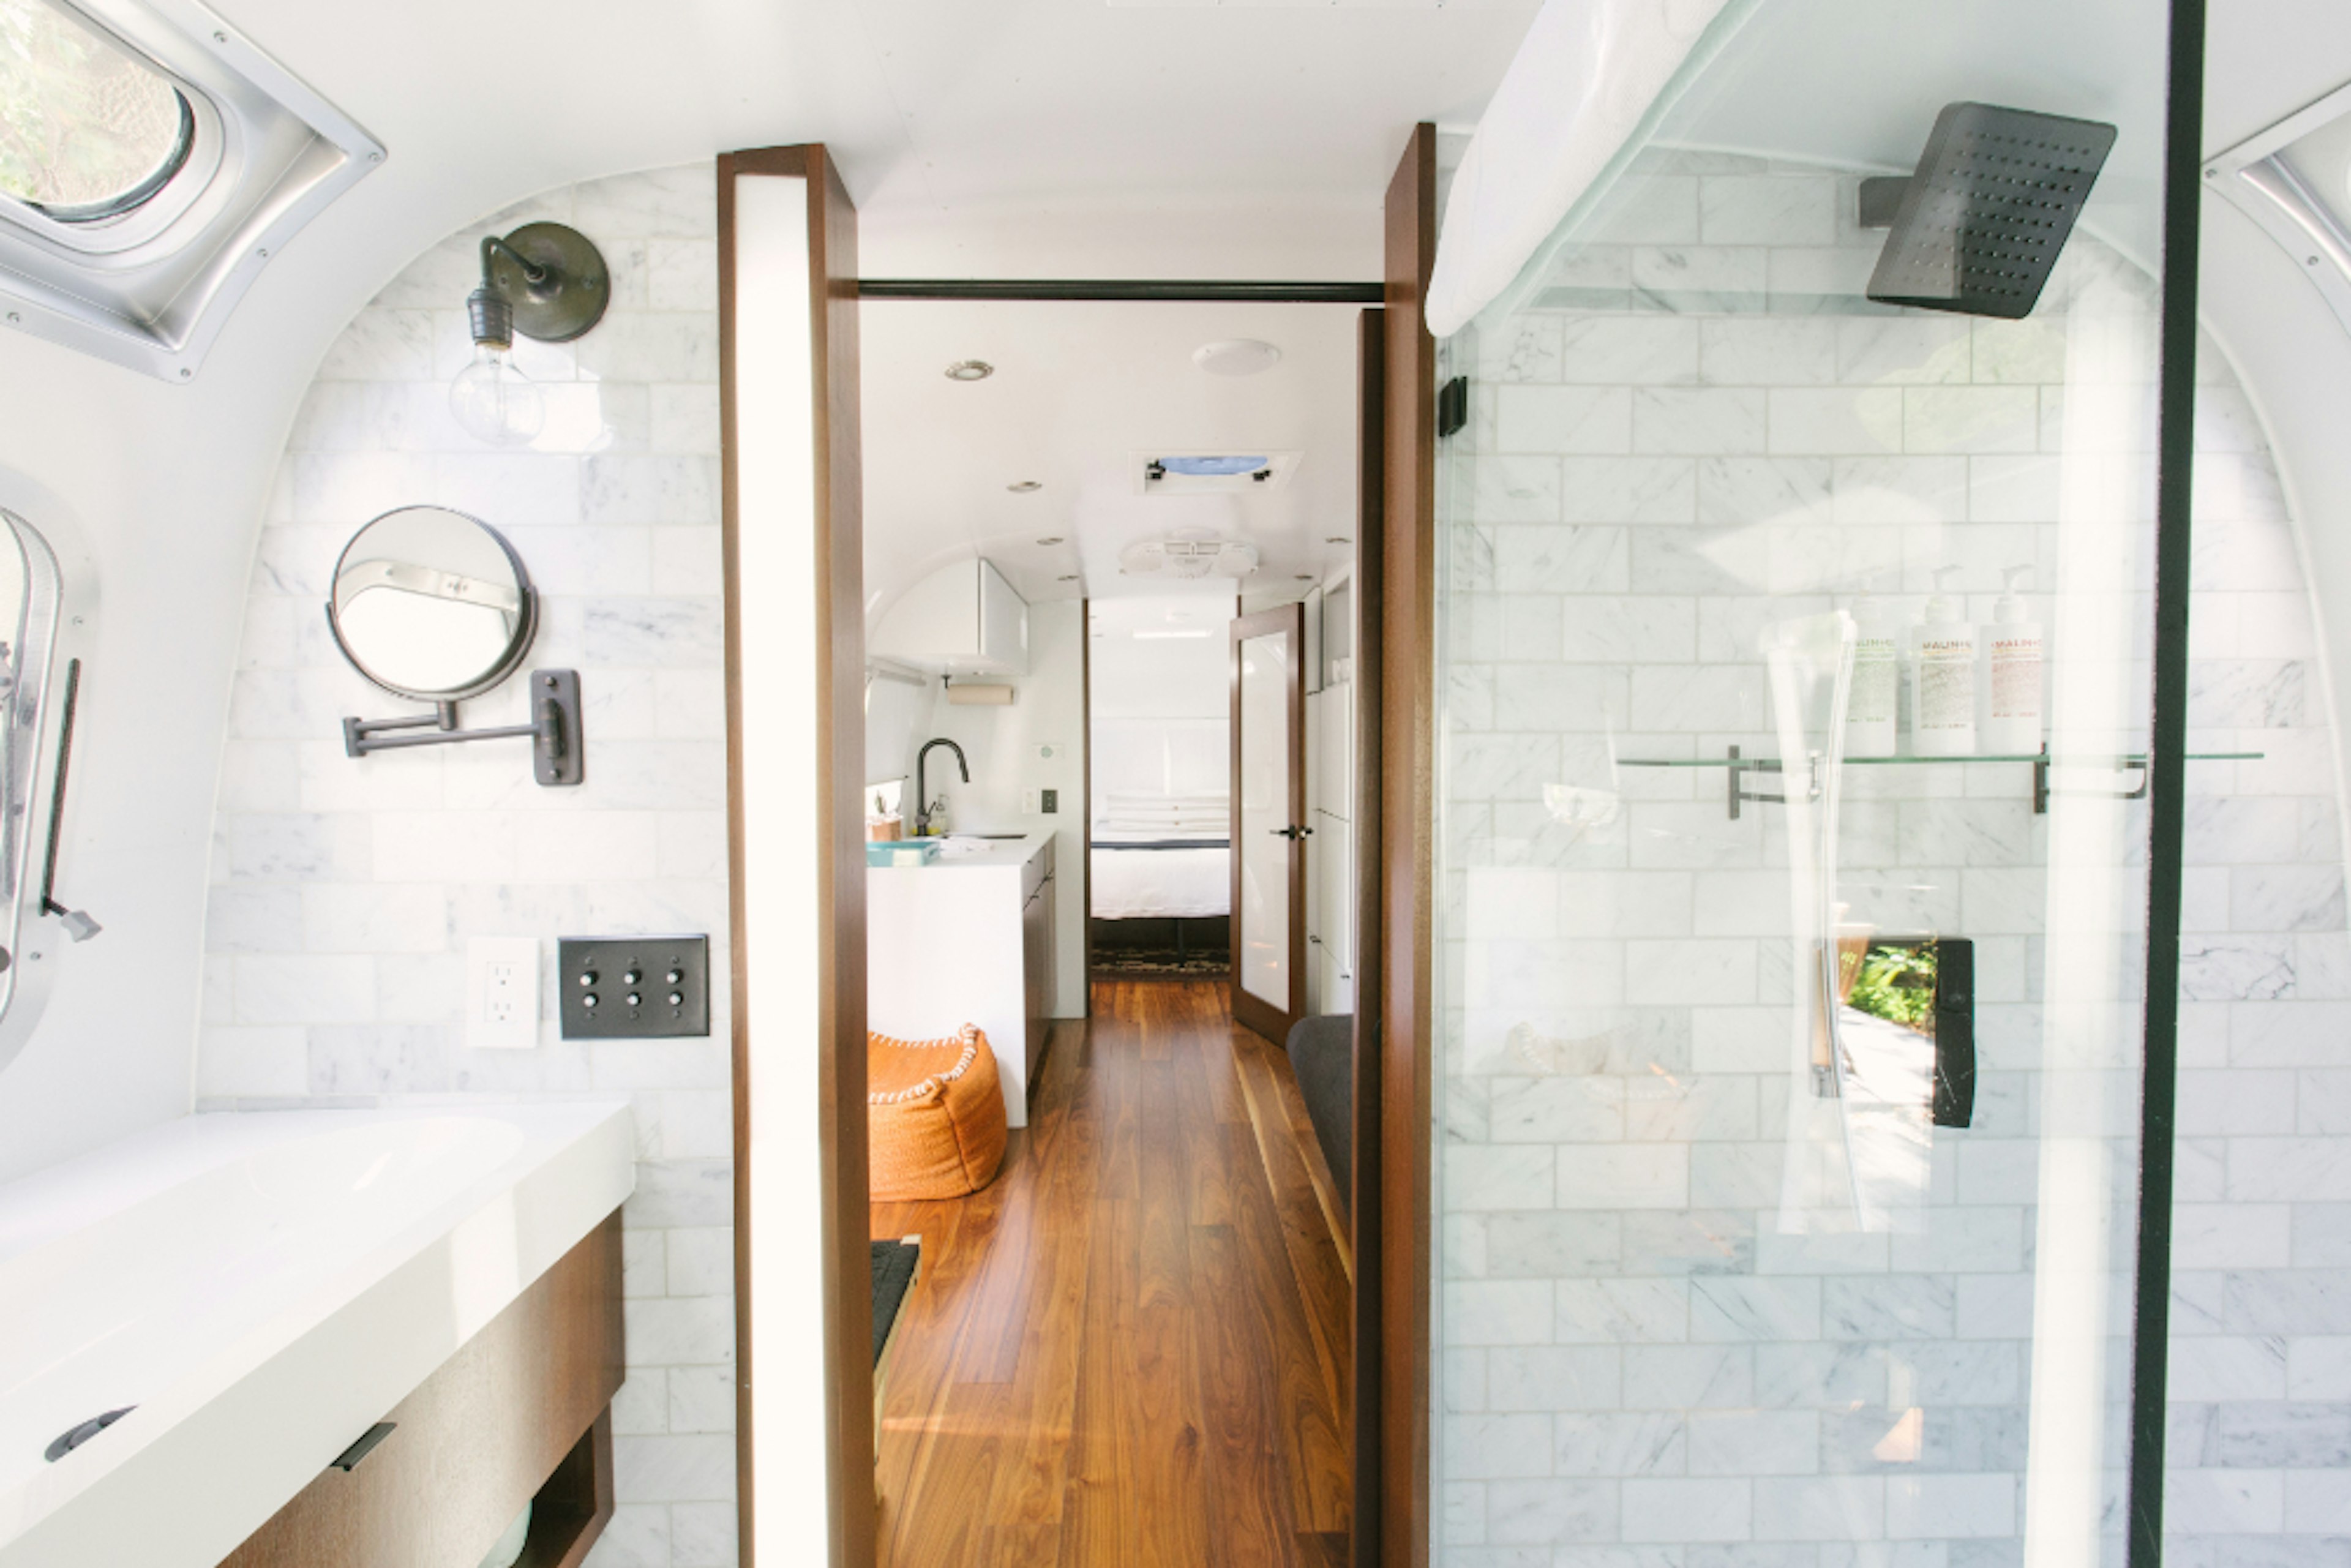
1447 1414 1558 1480
1557 1278 1691 1343
1701 176 1836 246
1837 318 1971 386
1499 386 1635 455
583 1502 670 1567
1558 318 1703 384
1768 389 1903 456
1635 247 1768 298
1448 1281 1558 1346
1623 1479 1753 1542
613 1433 735 1504
1701 320 1839 388
1635 389 1769 456
195 1026 309 1097
1753 1477 1885 1542
1487 1479 1619 1545
1690 1277 1821 1342
1687 1412 1818 1476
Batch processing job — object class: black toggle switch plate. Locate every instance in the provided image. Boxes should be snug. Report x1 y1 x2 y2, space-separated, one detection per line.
558 934 710 1040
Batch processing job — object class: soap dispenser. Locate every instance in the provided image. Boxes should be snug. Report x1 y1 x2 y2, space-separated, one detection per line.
1910 567 1978 757
1982 565 2045 754
1845 596 1899 758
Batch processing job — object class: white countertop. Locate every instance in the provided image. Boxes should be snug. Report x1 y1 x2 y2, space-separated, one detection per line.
0 1101 634 1567
875 830 1053 870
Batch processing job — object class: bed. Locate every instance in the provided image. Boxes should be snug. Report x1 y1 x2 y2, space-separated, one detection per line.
1089 792 1230 920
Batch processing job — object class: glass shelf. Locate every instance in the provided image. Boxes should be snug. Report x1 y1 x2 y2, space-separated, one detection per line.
1613 745 2266 819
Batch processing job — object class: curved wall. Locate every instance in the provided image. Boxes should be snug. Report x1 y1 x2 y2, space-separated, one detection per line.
190 165 736 1566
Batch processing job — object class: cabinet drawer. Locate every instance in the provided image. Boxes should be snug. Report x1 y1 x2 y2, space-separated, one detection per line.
219 1212 624 1568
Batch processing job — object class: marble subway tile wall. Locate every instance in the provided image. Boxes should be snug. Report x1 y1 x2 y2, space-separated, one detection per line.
196 168 735 1568
1435 151 2350 1568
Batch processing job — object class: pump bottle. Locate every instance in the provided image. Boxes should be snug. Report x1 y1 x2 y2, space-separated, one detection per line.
1910 567 1978 757
1982 565 2045 754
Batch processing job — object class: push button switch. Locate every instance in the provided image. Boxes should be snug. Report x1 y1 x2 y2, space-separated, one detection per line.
557 935 710 1040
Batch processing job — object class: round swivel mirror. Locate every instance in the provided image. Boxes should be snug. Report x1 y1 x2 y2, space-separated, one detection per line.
326 507 536 701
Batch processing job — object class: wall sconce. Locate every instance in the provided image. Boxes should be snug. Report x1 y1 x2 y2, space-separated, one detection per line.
449 222 611 447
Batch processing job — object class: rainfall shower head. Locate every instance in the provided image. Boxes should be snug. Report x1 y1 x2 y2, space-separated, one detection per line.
1863 102 2117 320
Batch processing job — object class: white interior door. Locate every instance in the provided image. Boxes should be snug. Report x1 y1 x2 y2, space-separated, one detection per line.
1231 604 1304 1040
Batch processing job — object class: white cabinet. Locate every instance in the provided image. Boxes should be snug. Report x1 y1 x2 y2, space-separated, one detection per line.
1021 868 1056 1076
1303 680 1354 1017
871 558 1029 675
868 833 1056 1127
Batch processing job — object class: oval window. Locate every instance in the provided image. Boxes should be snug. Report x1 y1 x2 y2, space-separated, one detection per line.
0 0 192 222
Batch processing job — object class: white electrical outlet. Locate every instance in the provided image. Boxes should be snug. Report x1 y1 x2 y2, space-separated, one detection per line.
1021 789 1041 813
468 936 541 1050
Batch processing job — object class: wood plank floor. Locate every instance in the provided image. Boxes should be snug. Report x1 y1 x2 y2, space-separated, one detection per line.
871 978 1351 1568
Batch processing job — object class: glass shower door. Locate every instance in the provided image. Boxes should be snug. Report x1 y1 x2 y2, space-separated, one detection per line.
1430 5 2188 1564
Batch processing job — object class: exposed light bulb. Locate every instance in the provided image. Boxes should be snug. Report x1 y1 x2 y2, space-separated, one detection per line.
449 341 543 447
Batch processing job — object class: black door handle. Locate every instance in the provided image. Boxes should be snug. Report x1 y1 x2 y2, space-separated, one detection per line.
1272 824 1314 840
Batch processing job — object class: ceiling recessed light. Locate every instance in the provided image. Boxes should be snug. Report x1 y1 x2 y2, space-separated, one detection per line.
945 360 993 381
1193 339 1282 377
1294 573 1314 581
1326 536 1351 546
1036 536 1063 546
1058 574 1079 582
1007 479 1042 493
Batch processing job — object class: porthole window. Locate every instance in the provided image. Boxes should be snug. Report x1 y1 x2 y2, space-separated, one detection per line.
0 0 193 222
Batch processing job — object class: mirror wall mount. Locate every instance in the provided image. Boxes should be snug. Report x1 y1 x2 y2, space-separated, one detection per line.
341 669 584 786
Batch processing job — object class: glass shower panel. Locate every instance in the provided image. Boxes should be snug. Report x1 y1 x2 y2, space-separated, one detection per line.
1433 6 2179 1564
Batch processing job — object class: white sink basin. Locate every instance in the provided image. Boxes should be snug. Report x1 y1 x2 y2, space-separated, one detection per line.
0 1101 634 1567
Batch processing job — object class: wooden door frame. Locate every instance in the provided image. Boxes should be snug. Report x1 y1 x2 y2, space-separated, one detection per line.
718 143 873 1568
1372 121 1438 1568
718 162 1428 1558
1229 600 1308 1042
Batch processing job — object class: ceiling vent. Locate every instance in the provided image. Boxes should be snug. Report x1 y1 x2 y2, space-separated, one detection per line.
1118 537 1259 580
1136 451 1301 495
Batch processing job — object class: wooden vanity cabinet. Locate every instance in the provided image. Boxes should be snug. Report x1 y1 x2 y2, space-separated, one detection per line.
218 1210 624 1568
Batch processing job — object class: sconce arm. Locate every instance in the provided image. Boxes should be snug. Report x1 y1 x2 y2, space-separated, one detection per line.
479 234 549 291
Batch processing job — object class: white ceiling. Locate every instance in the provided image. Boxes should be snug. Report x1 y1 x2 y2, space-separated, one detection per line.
860 297 1363 623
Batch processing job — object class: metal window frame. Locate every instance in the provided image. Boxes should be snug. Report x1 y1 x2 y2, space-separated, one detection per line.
0 0 383 381
2125 2 2208 1565
2200 70 2351 337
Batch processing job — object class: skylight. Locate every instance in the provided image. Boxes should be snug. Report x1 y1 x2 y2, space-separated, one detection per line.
0 0 192 220
0 0 382 381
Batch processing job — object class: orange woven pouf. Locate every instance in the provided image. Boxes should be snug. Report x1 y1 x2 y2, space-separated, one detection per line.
868 1025 1008 1201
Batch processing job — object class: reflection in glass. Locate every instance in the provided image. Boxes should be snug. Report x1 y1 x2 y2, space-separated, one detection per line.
328 508 531 699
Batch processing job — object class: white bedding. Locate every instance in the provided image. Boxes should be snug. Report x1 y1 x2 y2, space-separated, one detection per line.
1090 832 1231 920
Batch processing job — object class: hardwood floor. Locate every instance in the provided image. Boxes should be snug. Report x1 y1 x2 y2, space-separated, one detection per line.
871 978 1351 1568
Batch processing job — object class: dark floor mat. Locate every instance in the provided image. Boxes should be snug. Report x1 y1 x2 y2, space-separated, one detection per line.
1091 948 1229 977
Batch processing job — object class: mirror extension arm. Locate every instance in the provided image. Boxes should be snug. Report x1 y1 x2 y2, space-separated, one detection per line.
342 669 583 787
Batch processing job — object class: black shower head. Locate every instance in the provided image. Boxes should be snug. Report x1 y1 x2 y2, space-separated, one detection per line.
1865 102 2118 320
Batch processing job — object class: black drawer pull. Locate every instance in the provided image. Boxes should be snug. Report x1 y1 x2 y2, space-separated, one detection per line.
331 1422 396 1472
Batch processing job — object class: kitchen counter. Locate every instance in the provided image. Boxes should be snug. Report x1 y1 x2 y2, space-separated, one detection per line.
867 832 1057 1127
899 830 1056 869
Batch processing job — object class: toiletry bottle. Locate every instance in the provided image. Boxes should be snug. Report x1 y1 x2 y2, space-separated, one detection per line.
1845 597 1899 758
1982 565 2045 755
1910 566 1978 757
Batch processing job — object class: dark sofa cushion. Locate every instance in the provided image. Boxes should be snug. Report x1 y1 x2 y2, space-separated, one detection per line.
871 1238 920 1367
1283 1014 1354 1204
